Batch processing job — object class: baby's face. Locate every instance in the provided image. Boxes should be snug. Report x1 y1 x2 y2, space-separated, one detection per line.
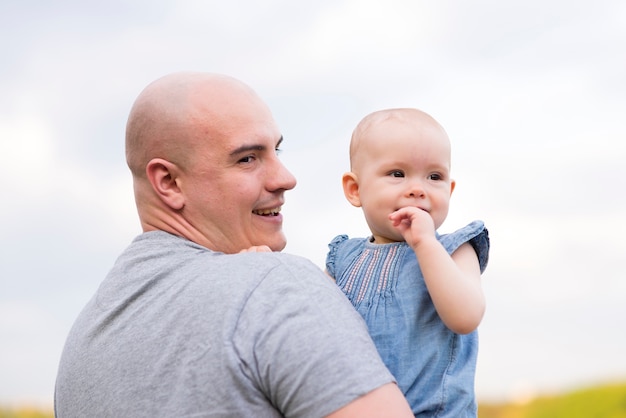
351 117 454 242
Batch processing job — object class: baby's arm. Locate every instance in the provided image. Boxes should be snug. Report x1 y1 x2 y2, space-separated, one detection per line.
390 207 485 334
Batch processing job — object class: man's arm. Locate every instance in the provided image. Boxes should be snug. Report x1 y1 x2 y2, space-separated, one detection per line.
326 383 413 418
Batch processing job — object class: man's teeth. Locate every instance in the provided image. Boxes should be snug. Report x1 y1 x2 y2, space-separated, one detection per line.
253 208 281 216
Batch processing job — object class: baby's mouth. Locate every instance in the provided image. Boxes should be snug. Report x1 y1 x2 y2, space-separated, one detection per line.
253 207 281 216
394 206 429 213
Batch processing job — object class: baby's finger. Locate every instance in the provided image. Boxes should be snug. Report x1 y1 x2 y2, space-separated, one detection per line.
239 245 272 253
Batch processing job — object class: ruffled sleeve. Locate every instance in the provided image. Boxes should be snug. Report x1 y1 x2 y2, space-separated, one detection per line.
438 220 490 273
325 234 349 278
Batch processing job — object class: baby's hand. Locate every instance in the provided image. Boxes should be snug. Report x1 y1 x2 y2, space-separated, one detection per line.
389 206 435 248
238 245 272 253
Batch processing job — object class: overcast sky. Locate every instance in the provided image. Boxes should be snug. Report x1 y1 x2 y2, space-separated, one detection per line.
1 0 625 407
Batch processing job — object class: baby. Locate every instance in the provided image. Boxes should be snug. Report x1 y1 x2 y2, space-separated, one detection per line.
326 108 490 417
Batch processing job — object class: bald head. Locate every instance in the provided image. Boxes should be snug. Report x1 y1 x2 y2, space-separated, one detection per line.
125 72 263 178
123 72 295 252
349 108 449 171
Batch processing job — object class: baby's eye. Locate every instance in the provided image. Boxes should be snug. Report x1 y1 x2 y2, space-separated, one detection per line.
428 173 443 181
389 170 404 178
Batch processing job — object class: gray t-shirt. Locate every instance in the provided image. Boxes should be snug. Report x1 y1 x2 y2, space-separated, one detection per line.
55 231 394 417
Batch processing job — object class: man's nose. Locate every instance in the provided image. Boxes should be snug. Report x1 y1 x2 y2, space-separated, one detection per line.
269 159 297 191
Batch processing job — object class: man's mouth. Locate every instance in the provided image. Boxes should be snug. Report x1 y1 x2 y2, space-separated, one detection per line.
252 207 281 216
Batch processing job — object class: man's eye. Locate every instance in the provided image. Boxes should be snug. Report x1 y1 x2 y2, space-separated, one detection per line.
389 170 404 178
238 155 256 164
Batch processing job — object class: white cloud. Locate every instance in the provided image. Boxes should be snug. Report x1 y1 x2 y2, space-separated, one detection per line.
304 0 439 61
0 301 66 406
0 116 54 196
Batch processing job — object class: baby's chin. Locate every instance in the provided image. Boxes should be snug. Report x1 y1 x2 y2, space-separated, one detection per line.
370 233 404 245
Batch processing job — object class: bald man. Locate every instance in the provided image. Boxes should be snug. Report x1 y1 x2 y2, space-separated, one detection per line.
54 73 412 417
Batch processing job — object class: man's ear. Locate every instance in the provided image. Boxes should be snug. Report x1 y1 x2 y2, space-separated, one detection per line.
342 172 362 208
145 158 185 210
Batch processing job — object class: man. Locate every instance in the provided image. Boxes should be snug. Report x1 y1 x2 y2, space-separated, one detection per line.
54 72 412 417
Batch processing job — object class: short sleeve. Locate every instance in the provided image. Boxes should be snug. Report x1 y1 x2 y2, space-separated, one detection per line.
325 234 349 278
439 220 490 273
233 255 394 418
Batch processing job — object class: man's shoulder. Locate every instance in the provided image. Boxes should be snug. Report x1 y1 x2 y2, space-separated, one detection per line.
121 232 328 290
232 251 324 279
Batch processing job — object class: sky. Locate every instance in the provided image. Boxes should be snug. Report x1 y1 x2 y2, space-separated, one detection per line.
1 0 625 408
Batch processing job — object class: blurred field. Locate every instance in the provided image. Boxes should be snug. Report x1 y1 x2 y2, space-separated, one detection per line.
0 408 53 418
2 381 625 417
479 381 626 418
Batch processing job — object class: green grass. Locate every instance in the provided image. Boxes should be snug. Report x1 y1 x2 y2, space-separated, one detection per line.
479 382 626 418
0 407 53 418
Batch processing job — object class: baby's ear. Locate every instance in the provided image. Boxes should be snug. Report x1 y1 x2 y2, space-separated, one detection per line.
342 172 362 208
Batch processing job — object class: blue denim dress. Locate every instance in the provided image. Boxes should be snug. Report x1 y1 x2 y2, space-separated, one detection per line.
326 221 489 417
